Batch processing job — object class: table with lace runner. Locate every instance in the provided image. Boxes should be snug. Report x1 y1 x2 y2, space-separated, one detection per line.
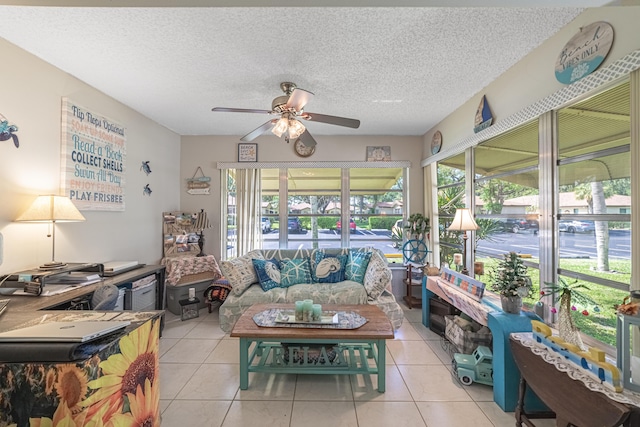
510 332 639 426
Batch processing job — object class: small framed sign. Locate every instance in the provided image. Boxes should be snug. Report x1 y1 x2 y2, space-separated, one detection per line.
238 143 258 162
367 146 391 161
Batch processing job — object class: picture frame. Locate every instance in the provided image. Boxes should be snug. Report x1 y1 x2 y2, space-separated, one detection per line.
366 146 391 161
238 143 258 162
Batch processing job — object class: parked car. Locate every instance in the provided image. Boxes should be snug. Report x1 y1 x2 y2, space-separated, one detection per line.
336 218 357 234
496 218 529 233
261 217 271 233
559 220 595 233
453 345 494 386
288 217 304 234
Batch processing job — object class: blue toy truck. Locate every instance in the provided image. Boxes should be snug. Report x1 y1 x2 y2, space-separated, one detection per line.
453 345 493 386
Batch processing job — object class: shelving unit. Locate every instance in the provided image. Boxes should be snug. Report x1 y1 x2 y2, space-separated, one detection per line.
403 262 424 308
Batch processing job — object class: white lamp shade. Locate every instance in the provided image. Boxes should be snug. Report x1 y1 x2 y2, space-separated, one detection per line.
448 208 479 232
16 195 85 223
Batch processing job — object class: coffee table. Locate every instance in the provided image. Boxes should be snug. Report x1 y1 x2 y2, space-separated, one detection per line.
230 303 394 392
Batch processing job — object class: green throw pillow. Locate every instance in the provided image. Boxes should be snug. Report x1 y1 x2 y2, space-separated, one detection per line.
252 258 281 291
280 258 313 287
345 250 372 284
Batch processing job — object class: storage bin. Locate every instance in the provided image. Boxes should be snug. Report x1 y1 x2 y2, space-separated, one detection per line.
166 279 212 315
444 314 492 354
125 281 157 311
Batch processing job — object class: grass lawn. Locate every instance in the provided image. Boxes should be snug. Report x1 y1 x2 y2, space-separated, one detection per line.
476 256 628 347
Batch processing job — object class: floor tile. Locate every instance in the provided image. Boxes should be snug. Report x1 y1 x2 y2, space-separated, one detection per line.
416 401 494 426
205 338 239 363
159 337 180 357
176 363 240 400
159 362 200 400
476 402 558 427
185 321 227 339
387 339 442 365
355 401 427 427
393 321 423 341
161 318 199 339
398 364 472 401
161 399 231 427
160 338 219 363
235 372 297 400
351 364 413 402
294 374 353 401
291 401 358 427
402 306 423 323
222 400 292 427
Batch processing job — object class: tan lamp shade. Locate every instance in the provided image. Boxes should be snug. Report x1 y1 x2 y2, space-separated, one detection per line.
447 208 479 232
16 195 85 223
16 195 85 268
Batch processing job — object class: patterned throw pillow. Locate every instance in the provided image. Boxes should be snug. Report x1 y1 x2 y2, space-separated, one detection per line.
345 250 372 284
364 249 392 300
252 258 282 291
312 251 348 283
220 249 265 296
280 258 313 287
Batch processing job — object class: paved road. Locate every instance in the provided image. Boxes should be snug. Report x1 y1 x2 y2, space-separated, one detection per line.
476 229 630 260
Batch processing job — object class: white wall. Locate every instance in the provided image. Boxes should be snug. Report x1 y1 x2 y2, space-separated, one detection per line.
0 38 181 274
423 6 640 158
180 135 424 260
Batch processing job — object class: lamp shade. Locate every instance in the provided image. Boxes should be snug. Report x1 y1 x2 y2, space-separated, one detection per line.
448 208 479 232
194 209 211 231
16 195 85 223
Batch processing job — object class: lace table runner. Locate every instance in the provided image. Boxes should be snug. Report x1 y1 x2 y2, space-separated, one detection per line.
512 332 640 407
253 308 368 329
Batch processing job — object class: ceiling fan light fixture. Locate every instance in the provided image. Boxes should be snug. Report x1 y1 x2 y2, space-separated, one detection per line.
271 117 288 137
287 119 306 139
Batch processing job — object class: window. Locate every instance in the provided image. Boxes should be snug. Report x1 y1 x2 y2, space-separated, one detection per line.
222 164 408 260
436 154 465 266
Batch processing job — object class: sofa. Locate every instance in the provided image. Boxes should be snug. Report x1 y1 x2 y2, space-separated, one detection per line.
218 247 404 333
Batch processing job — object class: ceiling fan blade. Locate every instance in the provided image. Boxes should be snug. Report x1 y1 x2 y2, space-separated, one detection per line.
240 120 277 142
298 130 317 148
300 112 360 129
286 88 314 112
212 107 272 114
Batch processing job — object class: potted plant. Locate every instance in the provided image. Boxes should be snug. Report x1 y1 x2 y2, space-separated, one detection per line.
489 252 533 314
404 213 430 241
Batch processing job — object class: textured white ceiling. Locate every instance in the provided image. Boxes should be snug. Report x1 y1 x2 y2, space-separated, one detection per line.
0 5 604 138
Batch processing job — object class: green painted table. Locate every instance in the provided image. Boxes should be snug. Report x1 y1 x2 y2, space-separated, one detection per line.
230 303 394 392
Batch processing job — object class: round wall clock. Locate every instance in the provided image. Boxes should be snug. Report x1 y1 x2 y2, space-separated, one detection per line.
294 138 315 158
431 130 443 155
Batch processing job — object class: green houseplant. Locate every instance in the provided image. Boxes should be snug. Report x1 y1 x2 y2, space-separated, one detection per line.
403 213 430 241
489 252 533 314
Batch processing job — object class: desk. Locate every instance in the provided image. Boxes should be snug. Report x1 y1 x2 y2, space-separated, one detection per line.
0 311 162 427
5 264 166 311
510 333 639 426
422 276 543 411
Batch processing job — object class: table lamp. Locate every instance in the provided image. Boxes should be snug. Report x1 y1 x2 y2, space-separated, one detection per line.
16 195 85 269
447 208 479 276
194 209 211 257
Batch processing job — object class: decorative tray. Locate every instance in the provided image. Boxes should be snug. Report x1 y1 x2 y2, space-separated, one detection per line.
275 310 339 325
252 308 368 329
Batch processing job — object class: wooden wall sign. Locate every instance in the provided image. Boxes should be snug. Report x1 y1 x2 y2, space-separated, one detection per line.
555 21 614 85
186 166 211 195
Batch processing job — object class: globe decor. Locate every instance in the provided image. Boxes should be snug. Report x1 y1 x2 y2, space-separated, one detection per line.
489 252 533 314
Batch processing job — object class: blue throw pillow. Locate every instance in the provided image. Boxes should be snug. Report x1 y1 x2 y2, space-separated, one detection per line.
345 250 372 284
252 258 281 291
280 258 313 287
312 251 348 283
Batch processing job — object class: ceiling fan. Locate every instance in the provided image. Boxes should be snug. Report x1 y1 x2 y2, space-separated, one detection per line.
212 82 360 148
